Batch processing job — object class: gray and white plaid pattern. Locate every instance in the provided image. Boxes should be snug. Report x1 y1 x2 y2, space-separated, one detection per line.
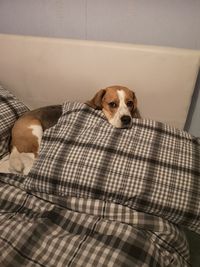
0 85 29 157
0 137 10 159
25 102 200 234
0 173 190 266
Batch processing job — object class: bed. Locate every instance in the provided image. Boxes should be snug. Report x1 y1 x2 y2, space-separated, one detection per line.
0 34 200 266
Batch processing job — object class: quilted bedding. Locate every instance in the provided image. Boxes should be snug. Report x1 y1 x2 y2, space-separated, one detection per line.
0 89 200 266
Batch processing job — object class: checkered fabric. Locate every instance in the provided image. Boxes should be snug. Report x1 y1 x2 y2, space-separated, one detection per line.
0 173 190 266
0 137 10 160
0 84 29 157
25 102 200 235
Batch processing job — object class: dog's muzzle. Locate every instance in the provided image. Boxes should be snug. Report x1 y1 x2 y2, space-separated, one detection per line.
121 115 132 128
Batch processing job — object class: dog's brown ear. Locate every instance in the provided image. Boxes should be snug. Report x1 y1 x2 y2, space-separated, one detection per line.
132 91 137 109
132 108 141 118
130 91 141 118
86 89 106 110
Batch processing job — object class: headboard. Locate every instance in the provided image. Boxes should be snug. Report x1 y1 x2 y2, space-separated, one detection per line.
0 34 199 129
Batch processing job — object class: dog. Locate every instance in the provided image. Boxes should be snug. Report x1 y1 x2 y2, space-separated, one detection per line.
9 105 62 175
86 85 140 128
9 85 140 174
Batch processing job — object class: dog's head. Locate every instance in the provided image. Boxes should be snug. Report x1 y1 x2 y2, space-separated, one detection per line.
86 85 140 128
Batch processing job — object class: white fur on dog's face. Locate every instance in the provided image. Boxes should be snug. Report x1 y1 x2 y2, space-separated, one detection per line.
103 90 132 128
87 85 138 128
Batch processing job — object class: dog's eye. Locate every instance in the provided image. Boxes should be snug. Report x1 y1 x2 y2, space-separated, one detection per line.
127 100 134 108
108 102 117 108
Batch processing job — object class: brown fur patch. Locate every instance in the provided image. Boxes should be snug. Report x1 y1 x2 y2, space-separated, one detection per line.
11 116 42 156
101 87 119 119
22 105 62 130
10 105 62 156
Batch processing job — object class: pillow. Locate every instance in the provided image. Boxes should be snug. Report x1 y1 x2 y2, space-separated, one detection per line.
0 84 29 159
24 102 200 234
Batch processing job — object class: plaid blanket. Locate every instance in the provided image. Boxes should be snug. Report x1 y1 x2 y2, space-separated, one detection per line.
0 85 29 159
0 174 190 266
25 102 200 233
1 100 200 266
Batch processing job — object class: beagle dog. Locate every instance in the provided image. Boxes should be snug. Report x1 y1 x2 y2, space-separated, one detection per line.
86 85 140 128
9 105 62 175
9 85 140 174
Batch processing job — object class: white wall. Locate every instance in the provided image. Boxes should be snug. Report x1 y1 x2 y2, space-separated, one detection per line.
0 0 199 135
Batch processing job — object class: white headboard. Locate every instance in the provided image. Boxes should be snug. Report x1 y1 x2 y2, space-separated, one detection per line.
0 34 199 129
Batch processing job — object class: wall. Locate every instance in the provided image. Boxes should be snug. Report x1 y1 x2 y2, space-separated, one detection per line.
0 0 199 135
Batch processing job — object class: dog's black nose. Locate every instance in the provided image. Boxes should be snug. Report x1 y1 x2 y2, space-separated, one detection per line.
121 115 131 126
